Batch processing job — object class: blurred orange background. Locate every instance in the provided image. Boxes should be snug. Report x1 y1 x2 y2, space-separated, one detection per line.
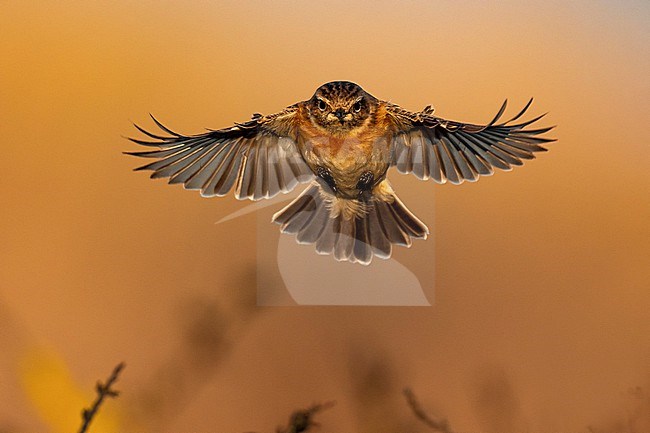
1 1 648 432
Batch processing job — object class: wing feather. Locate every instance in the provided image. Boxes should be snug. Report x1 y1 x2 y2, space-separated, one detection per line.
214 144 245 196
126 107 314 200
387 100 555 184
168 141 227 186
422 129 445 183
446 133 493 176
202 140 245 196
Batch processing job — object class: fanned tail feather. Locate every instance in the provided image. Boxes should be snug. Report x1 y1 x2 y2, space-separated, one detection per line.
272 182 428 265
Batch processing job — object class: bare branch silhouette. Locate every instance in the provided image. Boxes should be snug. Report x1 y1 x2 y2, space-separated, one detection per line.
275 401 335 433
126 268 262 429
78 363 125 433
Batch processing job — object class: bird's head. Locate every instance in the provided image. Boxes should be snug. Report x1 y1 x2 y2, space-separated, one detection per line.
308 81 377 133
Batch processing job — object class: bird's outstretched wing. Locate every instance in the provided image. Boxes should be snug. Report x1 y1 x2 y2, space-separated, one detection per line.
386 99 555 184
126 105 314 200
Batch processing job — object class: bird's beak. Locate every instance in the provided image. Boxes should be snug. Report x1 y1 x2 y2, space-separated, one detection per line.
334 109 346 123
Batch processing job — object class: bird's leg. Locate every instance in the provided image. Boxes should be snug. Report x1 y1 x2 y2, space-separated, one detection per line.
316 166 337 193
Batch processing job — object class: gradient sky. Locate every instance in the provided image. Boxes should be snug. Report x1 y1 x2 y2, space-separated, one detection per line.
1 1 649 432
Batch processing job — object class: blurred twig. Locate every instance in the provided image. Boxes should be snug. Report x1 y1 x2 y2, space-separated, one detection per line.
127 268 261 429
78 362 125 433
403 388 453 433
275 401 335 433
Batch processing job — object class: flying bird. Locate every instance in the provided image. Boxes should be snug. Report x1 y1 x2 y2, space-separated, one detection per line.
127 81 555 265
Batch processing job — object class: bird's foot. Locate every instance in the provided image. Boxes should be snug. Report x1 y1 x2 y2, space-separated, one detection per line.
356 171 375 200
316 166 337 193
356 171 374 191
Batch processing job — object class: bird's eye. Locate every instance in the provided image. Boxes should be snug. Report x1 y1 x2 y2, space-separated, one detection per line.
318 99 327 111
353 101 362 112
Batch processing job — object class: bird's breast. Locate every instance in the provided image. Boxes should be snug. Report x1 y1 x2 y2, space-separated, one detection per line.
298 130 391 198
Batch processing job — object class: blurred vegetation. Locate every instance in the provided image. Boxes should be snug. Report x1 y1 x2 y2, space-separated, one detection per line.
3 268 648 433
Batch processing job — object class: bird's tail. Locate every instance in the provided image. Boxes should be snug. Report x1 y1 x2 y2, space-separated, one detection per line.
272 181 428 265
